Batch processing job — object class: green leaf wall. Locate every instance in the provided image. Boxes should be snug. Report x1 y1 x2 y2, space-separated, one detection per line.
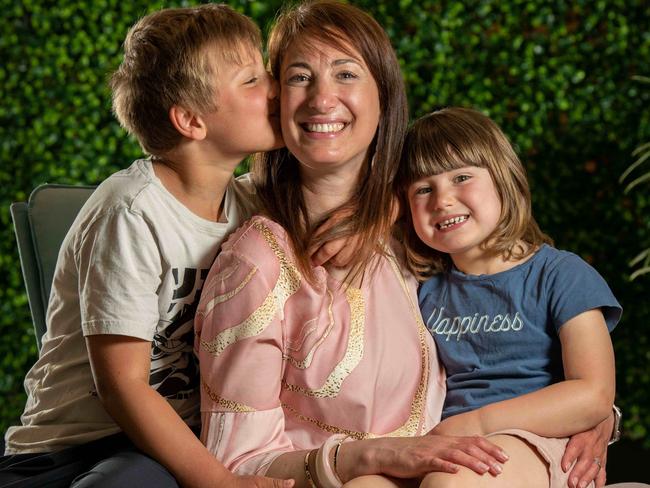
1 0 648 445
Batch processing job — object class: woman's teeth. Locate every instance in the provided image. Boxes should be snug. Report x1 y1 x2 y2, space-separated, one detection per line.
304 122 345 133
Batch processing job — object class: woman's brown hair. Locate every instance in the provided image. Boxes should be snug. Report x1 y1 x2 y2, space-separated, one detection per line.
252 0 408 283
396 107 553 279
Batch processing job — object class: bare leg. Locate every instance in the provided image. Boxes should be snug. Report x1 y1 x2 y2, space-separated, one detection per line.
419 435 549 488
343 475 416 488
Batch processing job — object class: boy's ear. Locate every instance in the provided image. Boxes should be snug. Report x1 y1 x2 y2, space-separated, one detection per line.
169 105 207 141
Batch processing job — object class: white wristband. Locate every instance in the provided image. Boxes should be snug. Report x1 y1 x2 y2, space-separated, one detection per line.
315 434 347 488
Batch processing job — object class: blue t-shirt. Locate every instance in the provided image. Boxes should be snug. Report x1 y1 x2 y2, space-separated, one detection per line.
418 244 622 419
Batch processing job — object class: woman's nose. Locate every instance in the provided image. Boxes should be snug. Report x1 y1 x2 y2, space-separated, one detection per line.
307 78 336 113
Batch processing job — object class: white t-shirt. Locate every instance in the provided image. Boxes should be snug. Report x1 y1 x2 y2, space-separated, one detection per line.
5 159 257 454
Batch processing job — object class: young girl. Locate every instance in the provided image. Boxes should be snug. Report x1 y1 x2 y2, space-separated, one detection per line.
396 107 622 488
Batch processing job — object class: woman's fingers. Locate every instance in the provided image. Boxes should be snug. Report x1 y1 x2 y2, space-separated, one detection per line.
442 439 505 475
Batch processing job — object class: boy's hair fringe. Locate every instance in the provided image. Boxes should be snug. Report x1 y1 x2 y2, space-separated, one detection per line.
396 107 553 280
110 4 261 156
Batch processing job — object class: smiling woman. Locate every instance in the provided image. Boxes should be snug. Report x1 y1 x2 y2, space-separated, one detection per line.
194 1 509 487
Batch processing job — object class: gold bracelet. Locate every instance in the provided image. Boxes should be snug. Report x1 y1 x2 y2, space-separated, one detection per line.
304 450 317 488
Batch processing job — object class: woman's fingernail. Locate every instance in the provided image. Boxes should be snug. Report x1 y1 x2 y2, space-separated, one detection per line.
500 450 509 461
478 462 489 472
492 463 503 474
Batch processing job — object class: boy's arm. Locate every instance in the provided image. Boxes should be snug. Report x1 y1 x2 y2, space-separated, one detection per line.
431 309 615 438
86 334 292 488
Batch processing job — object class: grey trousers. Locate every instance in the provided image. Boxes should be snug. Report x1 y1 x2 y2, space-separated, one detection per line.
0 432 179 488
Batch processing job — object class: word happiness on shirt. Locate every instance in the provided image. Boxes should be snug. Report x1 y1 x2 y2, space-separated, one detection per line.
424 306 524 342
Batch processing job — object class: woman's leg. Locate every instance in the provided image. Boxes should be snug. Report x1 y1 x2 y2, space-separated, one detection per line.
419 434 549 488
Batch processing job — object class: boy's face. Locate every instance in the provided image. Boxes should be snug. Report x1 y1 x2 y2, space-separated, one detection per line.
201 45 283 161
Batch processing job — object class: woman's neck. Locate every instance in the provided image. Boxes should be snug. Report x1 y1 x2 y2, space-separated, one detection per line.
299 165 359 224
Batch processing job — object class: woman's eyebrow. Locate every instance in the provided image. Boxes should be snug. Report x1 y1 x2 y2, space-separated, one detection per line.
332 58 361 66
285 61 311 71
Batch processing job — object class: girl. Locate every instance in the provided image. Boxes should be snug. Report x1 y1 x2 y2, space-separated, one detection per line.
397 107 621 488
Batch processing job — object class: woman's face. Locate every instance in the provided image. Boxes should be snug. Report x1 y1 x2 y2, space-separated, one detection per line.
279 38 380 175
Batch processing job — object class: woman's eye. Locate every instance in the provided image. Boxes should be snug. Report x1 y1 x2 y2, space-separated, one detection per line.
414 186 432 195
244 77 258 85
337 71 358 80
287 73 310 84
453 174 471 183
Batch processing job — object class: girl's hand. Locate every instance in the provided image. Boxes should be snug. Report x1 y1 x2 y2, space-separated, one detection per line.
338 434 508 482
561 414 613 488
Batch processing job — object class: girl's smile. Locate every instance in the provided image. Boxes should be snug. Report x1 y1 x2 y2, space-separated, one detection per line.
408 166 503 273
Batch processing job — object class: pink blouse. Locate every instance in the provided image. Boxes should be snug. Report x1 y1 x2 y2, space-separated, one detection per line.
195 216 446 475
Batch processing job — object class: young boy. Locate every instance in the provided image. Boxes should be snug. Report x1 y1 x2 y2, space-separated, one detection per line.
0 5 292 488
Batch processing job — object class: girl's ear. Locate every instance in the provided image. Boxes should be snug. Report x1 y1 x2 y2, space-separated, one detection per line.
168 105 207 141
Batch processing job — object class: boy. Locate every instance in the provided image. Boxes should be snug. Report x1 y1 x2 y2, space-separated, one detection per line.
0 5 292 488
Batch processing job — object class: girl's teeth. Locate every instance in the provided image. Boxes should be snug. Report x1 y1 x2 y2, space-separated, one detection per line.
438 216 468 229
305 123 345 133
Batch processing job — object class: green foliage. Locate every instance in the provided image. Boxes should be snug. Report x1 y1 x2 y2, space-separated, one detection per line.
620 76 650 280
1 0 649 447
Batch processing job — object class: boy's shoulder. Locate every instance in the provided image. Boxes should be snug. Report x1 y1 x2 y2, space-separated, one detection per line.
226 172 260 221
84 158 157 216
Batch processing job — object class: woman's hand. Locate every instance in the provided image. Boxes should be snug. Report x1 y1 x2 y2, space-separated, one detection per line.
561 414 613 488
337 434 508 482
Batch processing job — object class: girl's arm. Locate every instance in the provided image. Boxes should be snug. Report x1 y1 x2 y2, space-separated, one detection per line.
431 308 615 438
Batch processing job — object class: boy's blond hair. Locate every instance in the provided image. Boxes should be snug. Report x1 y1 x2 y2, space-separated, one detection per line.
110 4 261 156
397 107 553 279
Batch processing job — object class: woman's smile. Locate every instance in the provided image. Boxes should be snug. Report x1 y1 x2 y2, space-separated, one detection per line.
280 40 380 172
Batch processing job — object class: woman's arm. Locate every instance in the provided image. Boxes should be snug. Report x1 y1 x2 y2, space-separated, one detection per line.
265 434 509 484
431 309 615 438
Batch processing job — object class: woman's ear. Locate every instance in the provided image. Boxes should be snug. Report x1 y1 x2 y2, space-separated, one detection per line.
168 105 207 141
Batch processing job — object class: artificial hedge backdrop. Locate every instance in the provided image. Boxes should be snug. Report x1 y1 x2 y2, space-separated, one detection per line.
1 0 649 447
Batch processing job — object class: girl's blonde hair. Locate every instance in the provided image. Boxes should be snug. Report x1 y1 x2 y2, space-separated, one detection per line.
253 0 408 283
396 107 552 279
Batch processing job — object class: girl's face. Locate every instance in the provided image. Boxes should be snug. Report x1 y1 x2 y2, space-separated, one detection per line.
408 165 502 270
279 38 380 175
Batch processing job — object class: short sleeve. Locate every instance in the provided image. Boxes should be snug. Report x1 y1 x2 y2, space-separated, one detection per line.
546 253 622 332
77 209 162 340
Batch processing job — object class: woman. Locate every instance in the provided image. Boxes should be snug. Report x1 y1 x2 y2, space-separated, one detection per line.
195 2 611 487
194 1 505 486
